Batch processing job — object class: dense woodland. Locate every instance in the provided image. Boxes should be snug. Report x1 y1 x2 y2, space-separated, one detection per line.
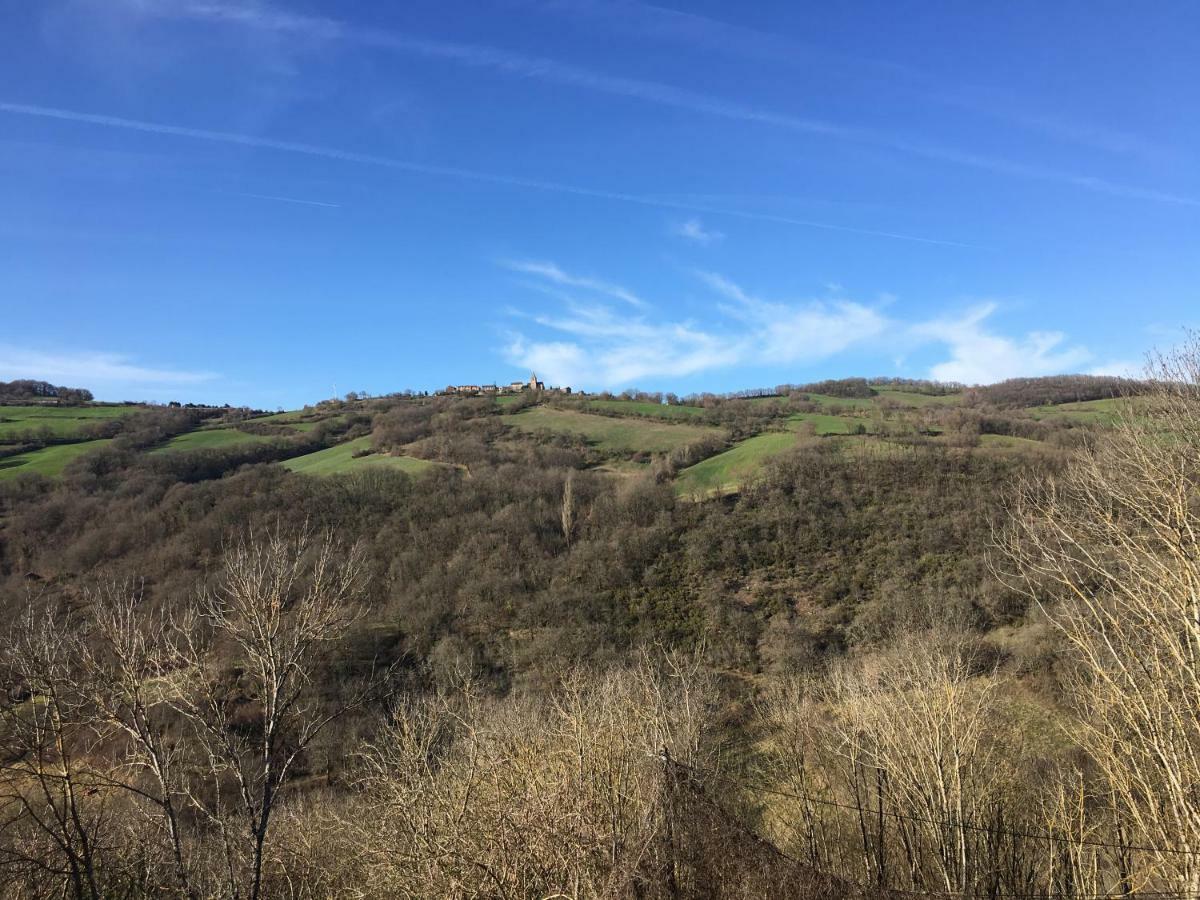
0 356 1195 899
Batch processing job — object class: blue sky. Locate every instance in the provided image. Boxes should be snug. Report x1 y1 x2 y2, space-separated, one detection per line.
1 1 1197 407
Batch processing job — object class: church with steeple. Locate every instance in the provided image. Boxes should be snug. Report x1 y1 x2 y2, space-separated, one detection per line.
440 371 568 396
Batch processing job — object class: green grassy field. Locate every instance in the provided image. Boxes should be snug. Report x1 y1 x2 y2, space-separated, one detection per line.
748 393 879 410
674 431 799 496
786 413 869 435
593 459 654 478
510 407 725 454
977 434 1050 451
836 437 924 458
1026 397 1123 423
585 399 707 420
801 393 878 410
0 439 114 480
250 409 313 423
0 405 140 441
282 436 438 476
873 388 962 407
749 390 962 411
152 428 278 453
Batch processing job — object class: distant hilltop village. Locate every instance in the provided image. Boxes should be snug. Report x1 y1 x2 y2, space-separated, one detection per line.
439 372 571 397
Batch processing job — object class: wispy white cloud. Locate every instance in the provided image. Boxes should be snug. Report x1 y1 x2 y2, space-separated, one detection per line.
0 346 217 387
504 264 888 387
694 271 754 306
503 263 742 383
672 218 724 245
697 271 888 365
0 101 969 248
501 259 646 307
109 0 1198 207
913 304 1093 384
504 264 1128 389
506 318 743 386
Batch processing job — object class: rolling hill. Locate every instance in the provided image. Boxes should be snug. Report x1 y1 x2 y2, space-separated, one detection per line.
0 375 1138 493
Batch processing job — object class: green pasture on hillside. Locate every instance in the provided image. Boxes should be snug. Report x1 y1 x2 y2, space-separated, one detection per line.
250 409 313 423
796 393 878 410
748 389 962 411
282 436 438 476
585 399 707 420
0 439 114 480
152 428 278 453
873 388 962 407
0 405 140 441
510 407 725 454
785 413 868 435
674 431 800 496
1026 397 1123 424
977 434 1050 451
746 393 877 410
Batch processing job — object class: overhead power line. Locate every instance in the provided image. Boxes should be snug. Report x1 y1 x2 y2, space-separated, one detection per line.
705 769 1200 858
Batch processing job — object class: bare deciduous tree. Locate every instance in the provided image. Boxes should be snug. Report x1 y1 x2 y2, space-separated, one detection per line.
76 584 200 899
762 633 1075 898
1 527 382 900
1001 334 1200 892
169 526 375 900
562 469 577 549
344 650 718 898
0 606 106 900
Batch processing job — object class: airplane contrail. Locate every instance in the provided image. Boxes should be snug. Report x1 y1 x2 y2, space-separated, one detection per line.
0 100 981 248
225 191 342 209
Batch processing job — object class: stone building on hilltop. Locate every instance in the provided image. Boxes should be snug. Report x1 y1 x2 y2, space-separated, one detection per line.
441 372 569 397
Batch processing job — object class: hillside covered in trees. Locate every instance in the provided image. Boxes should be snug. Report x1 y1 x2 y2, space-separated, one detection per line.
0 360 1195 899
0 380 93 406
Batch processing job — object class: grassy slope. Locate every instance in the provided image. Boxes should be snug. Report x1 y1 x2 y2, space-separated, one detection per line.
250 409 315 423
152 428 277 454
510 407 725 453
282 436 437 476
1025 397 1122 423
803 393 878 410
786 413 868 435
0 405 139 419
977 434 1051 451
0 405 140 440
675 415 878 495
0 439 114 480
749 390 963 411
585 399 707 420
748 392 877 410
873 388 962 407
674 432 798 496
